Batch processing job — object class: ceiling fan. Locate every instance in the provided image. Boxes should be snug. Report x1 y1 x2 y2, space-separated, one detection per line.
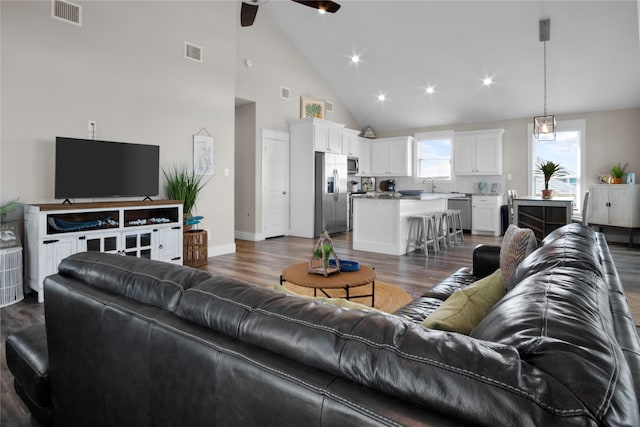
241 0 341 27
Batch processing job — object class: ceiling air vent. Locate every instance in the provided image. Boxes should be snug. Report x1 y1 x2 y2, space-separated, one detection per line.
325 101 334 113
280 87 291 100
185 42 202 63
52 0 81 25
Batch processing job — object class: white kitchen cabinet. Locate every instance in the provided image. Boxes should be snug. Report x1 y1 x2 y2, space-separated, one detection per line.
357 137 372 176
370 136 413 177
453 129 504 175
311 119 343 153
589 185 640 228
341 128 360 157
24 200 183 302
472 194 504 236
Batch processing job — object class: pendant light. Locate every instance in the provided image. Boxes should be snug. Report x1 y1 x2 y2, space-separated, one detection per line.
533 18 556 141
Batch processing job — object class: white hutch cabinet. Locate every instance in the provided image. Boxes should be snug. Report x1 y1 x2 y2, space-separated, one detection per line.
453 129 504 175
24 200 183 302
589 184 640 245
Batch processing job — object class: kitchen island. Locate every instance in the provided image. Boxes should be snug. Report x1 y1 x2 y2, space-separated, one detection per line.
352 193 463 255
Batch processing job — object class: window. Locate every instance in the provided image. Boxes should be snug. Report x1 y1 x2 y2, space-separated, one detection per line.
414 131 453 181
528 119 586 211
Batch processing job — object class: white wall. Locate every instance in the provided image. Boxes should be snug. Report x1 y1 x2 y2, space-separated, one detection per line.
235 10 360 239
1 1 237 255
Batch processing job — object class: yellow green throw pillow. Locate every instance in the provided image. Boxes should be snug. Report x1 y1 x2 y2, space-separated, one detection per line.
422 269 505 335
273 284 383 313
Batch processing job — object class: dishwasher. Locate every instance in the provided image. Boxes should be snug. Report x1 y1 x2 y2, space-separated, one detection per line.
447 197 472 231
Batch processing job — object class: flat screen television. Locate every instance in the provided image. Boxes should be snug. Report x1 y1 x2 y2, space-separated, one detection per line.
55 137 160 199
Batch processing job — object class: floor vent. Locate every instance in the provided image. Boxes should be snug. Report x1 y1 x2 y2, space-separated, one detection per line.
51 0 81 25
325 101 334 113
280 87 291 100
185 42 202 62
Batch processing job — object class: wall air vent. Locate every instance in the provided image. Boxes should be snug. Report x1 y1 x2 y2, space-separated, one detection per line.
185 42 203 63
51 0 81 26
280 87 291 100
325 101 333 113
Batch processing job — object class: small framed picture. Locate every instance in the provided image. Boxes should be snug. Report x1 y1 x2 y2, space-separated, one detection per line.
300 97 325 119
490 183 500 193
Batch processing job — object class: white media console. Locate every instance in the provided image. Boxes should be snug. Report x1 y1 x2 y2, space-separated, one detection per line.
24 200 183 302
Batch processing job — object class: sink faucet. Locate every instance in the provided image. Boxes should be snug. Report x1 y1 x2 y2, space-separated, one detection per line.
423 177 436 193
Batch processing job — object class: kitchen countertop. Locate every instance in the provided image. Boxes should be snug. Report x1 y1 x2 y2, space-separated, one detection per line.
351 192 468 200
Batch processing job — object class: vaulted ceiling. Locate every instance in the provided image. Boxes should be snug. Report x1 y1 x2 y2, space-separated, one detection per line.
260 0 640 131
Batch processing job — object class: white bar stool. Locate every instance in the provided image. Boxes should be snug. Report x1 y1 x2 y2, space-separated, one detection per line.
432 211 449 251
445 209 464 244
406 216 426 256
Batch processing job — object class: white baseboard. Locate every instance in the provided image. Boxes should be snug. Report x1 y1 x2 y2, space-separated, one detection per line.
207 243 236 257
234 230 266 241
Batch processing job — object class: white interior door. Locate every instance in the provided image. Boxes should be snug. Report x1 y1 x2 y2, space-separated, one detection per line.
262 129 290 238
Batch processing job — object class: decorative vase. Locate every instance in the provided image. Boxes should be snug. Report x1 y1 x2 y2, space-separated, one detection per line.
613 177 622 184
184 212 193 232
541 189 552 199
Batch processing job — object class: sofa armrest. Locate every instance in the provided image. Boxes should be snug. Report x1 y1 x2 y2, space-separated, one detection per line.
472 245 500 279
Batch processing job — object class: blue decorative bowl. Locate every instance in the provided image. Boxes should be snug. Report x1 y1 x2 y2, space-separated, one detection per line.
328 259 360 272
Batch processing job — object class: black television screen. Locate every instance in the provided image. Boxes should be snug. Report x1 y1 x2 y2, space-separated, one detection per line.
55 137 160 199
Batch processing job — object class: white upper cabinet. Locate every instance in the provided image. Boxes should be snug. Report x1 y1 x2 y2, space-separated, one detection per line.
357 137 372 176
312 119 344 153
341 128 360 157
453 129 504 175
370 136 413 176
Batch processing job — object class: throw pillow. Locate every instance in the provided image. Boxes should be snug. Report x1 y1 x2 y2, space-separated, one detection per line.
422 269 505 335
500 224 537 290
273 284 383 313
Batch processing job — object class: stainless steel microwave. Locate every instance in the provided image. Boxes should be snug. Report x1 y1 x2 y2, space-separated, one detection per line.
347 157 359 174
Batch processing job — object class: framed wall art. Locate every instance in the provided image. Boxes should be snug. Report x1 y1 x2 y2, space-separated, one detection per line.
300 96 325 119
193 134 214 176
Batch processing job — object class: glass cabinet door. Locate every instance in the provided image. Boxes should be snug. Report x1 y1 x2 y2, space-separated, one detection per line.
124 232 152 259
79 232 120 255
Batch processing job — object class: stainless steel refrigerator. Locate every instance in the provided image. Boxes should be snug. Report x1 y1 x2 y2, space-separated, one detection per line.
315 152 348 236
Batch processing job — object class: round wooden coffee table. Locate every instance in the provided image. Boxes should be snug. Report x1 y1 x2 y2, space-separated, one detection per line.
280 262 376 306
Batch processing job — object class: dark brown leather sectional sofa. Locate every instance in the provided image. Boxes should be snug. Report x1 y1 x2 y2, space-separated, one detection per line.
7 224 640 426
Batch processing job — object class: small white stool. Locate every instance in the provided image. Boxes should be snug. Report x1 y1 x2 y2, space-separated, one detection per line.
432 212 449 251
445 209 464 244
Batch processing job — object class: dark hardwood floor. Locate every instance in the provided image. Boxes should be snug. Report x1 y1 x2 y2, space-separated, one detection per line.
2 231 639 426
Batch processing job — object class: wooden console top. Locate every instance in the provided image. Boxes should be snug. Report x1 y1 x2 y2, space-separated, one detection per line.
31 200 183 211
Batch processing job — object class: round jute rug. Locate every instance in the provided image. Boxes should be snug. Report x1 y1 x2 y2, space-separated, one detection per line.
282 281 412 314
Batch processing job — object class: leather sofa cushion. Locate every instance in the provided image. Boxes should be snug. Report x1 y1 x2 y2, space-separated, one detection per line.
422 267 476 300
472 224 639 424
57 252 212 311
176 277 597 425
6 323 50 409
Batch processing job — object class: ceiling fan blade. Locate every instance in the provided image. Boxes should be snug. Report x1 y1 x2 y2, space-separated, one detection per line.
241 2 260 27
291 0 341 14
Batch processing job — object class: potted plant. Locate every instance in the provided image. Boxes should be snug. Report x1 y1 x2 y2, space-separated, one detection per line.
163 164 209 229
610 162 627 184
537 161 565 199
0 198 20 221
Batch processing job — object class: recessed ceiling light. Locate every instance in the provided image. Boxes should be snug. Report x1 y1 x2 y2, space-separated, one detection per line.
426 86 435 94
378 94 386 101
351 55 360 64
318 8 326 14
483 77 493 86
